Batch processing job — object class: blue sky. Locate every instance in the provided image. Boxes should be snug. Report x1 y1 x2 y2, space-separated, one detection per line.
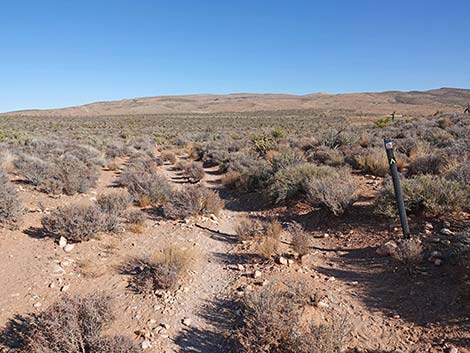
1 0 469 112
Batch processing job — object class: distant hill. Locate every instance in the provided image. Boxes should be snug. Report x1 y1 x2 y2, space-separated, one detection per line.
2 87 470 117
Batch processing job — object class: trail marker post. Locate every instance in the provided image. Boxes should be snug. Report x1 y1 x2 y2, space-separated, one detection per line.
384 138 410 239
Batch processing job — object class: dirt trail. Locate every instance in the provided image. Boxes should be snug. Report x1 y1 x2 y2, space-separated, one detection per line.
151 157 244 353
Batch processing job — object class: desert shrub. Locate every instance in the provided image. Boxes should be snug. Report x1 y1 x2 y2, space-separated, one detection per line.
376 175 468 218
0 169 22 224
252 134 276 156
161 150 177 164
183 162 205 183
14 294 141 353
407 154 448 176
308 146 345 167
126 210 146 225
42 204 104 242
97 190 131 231
125 210 146 233
268 163 317 204
257 237 279 259
354 147 389 177
119 170 171 206
391 238 424 274
375 116 394 128
163 185 223 219
289 222 310 256
304 166 356 215
446 162 470 185
14 153 99 195
269 150 306 173
238 283 349 353
127 246 195 292
235 218 263 240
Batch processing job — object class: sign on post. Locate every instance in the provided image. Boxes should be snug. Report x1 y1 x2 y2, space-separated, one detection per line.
384 138 410 239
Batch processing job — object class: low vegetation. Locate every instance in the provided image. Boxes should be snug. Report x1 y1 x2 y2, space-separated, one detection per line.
237 282 349 353
42 204 104 242
11 294 141 353
163 185 223 219
126 245 196 293
0 169 22 224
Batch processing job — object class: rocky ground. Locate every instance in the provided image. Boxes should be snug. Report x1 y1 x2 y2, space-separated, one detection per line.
0 154 469 353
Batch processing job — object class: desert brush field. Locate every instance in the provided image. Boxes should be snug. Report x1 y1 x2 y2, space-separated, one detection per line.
0 89 469 353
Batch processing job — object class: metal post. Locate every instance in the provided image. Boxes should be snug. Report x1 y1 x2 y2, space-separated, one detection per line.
384 138 410 239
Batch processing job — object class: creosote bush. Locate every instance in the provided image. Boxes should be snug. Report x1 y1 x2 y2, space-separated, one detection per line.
127 246 196 293
14 293 141 353
0 169 22 224
163 185 223 219
42 204 104 242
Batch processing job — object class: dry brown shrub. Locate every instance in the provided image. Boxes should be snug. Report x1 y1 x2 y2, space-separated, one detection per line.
161 151 177 164
289 222 310 256
257 237 279 259
14 294 141 353
126 246 197 293
41 204 104 242
163 185 223 219
238 282 349 353
235 218 263 240
391 238 424 274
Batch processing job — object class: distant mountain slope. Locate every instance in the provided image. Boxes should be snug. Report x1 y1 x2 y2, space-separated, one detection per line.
3 88 470 117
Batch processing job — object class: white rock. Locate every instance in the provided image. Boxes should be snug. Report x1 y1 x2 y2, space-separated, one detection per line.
182 317 192 326
60 284 70 292
440 228 453 236
63 244 75 253
141 339 152 350
33 302 42 308
253 270 262 279
59 236 67 248
237 264 245 271
278 256 288 265
434 258 443 266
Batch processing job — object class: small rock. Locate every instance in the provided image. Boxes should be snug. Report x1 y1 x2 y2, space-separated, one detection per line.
447 347 458 353
287 259 295 266
376 241 398 256
63 244 75 253
59 236 67 248
52 264 65 275
424 222 433 230
237 264 245 271
60 284 70 292
253 270 262 279
33 302 42 308
49 282 56 289
141 339 152 350
160 323 170 330
209 214 218 221
182 317 192 326
440 228 453 236
434 258 443 266
278 256 288 265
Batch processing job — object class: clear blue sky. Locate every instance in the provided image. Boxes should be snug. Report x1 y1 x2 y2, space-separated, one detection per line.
1 0 469 112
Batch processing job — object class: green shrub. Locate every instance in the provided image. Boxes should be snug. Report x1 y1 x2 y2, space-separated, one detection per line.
376 175 468 218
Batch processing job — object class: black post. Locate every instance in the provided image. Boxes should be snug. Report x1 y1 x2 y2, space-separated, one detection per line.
384 138 410 239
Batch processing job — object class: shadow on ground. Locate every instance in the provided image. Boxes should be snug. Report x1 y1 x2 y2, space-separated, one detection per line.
174 298 240 353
